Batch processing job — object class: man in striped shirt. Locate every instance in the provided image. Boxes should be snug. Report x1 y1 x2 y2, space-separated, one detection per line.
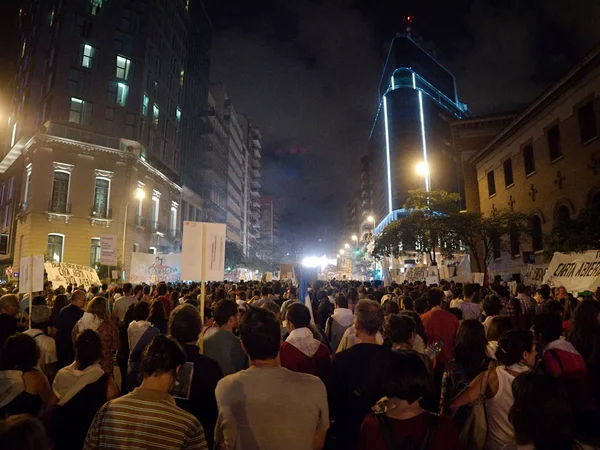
84 335 207 450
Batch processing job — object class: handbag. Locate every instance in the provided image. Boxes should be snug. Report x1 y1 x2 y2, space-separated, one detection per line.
375 412 439 450
458 369 489 450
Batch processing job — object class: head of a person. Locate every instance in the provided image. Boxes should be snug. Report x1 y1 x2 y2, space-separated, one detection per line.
30 305 51 329
448 307 463 321
401 295 414 311
262 301 281 321
239 308 280 361
570 299 600 342
382 300 400 317
168 304 202 345
385 314 415 346
496 329 536 368
555 286 568 300
533 313 562 346
516 283 527 295
347 288 359 310
214 299 239 328
52 294 69 314
0 333 39 371
383 350 431 404
487 315 514 341
143 285 151 296
157 283 168 297
482 294 502 317
334 294 349 309
509 372 573 449
75 328 103 370
288 286 297 299
122 283 133 295
454 319 487 379
535 284 551 302
354 299 384 336
0 414 47 450
493 284 510 300
414 297 429 314
260 286 269 297
86 296 109 322
0 294 19 317
140 335 186 386
286 302 312 331
463 283 477 301
426 288 444 307
148 299 166 324
562 295 579 322
71 289 87 308
204 307 214 326
32 295 46 307
132 301 150 322
538 299 563 317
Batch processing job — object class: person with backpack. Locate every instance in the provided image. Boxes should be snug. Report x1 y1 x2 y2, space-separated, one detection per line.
357 350 460 450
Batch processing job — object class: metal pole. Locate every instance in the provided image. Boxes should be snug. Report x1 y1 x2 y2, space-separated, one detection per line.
28 255 33 329
199 223 207 354
122 202 129 280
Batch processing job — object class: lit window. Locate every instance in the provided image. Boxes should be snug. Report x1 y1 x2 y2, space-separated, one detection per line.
49 8 55 27
170 203 178 234
90 238 101 268
176 107 181 122
179 69 184 87
153 104 159 126
69 97 91 125
10 122 18 148
116 55 131 80
23 164 32 206
93 178 110 217
51 171 70 213
151 191 160 229
90 0 103 16
21 41 26 58
82 44 94 68
116 82 129 107
47 234 64 262
142 93 149 116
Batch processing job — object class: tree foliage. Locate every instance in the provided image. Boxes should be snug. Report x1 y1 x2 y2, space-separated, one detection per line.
545 205 600 257
225 241 245 271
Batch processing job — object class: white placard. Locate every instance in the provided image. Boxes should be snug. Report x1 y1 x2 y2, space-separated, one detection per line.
523 264 548 286
543 250 600 293
45 262 101 289
100 234 118 266
111 270 119 280
181 222 226 281
19 255 45 294
129 252 181 284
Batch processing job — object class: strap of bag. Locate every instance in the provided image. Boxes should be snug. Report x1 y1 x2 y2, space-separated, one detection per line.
479 369 490 398
376 413 400 450
32 332 44 340
418 413 440 450
546 349 564 374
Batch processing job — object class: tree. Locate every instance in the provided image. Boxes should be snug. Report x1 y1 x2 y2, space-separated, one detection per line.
225 241 245 271
544 205 600 256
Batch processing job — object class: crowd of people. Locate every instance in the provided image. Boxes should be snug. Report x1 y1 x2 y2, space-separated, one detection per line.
0 278 599 449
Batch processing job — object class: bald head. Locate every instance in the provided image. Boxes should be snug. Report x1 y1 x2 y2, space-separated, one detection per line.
71 289 86 308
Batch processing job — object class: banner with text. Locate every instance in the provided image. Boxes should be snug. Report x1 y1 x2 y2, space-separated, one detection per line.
100 234 118 266
439 254 471 283
129 252 181 284
405 266 439 284
543 251 600 292
523 264 548 287
45 262 101 289
181 222 226 281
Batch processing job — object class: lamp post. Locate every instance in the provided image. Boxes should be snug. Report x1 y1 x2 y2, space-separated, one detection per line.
122 188 145 279
344 243 350 249
416 161 431 192
351 234 358 251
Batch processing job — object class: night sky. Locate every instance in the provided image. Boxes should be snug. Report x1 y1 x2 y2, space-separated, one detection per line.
1 0 599 257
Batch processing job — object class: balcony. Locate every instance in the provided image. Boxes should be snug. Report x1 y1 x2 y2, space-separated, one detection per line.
46 201 72 223
90 206 113 227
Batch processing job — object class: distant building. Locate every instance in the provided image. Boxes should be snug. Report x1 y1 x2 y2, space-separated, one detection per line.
259 196 279 246
246 123 262 255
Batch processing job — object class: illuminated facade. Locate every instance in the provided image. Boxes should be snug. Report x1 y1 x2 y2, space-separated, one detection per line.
369 34 470 234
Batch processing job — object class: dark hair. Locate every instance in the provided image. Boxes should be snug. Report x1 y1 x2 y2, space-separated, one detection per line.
482 295 502 317
568 299 600 363
538 299 563 317
288 286 297 298
496 330 534 366
32 296 46 306
401 296 414 311
0 414 47 450
204 307 213 321
286 303 311 329
261 286 269 297
383 350 431 403
50 294 69 322
382 300 400 316
347 288 359 305
123 283 133 295
239 308 280 360
133 301 150 322
157 283 168 296
414 297 429 314
493 284 509 299
0 333 39 371
317 301 334 330
454 320 488 380
213 300 238 326
516 283 527 294
75 329 103 370
510 372 574 449
169 304 202 344
400 311 427 345
533 313 562 344
355 300 384 335
140 335 186 378
537 284 551 300
148 300 166 326
448 307 463 321
335 294 348 309
143 285 151 295
134 285 144 296
487 316 514 341
427 289 444 306
385 314 415 344
463 283 477 299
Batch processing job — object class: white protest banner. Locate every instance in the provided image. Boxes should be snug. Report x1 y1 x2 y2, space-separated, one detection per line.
439 254 471 283
100 234 118 265
45 262 101 289
181 222 204 281
523 264 548 287
203 223 226 281
181 222 227 281
19 255 45 294
543 250 600 293
405 266 439 284
129 253 181 284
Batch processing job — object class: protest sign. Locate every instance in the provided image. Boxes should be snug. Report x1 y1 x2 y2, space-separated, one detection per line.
439 254 471 283
19 255 44 294
523 264 548 287
180 222 226 282
100 234 118 265
405 266 439 284
45 262 101 288
129 252 181 284
543 251 600 292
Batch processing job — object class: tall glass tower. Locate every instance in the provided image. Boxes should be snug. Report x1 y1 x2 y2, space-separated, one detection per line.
369 28 470 234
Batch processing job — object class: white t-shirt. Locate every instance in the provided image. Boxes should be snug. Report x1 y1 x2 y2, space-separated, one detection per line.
24 328 57 372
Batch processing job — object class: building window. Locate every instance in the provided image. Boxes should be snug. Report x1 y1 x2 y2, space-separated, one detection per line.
23 164 32 206
503 158 514 187
10 122 17 148
523 144 535 176
51 171 70 213
547 124 561 161
142 93 149 116
179 69 184 87
81 44 94 68
116 83 128 107
125 113 135 138
578 100 597 144
93 178 110 217
151 192 160 228
90 238 101 268
3 205 11 230
116 55 132 80
153 104 159 126
487 171 496 197
176 107 181 122
531 215 543 252
47 234 64 262
148 246 157 254
0 233 8 255
90 0 103 16
68 69 91 95
170 202 178 234
133 243 139 253
104 107 115 131
492 235 501 259
555 205 570 228
69 97 91 125
509 229 520 255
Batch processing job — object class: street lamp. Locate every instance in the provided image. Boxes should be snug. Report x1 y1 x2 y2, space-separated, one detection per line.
122 188 145 279
367 215 375 224
344 243 350 249
416 161 431 192
339 249 345 255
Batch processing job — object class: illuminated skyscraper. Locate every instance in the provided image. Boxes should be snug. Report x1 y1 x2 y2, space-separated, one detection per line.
369 25 470 234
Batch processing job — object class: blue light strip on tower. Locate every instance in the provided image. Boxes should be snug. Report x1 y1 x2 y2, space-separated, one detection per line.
383 95 393 214
412 72 416 89
418 90 431 192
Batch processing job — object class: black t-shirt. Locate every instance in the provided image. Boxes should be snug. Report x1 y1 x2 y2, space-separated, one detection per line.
329 343 394 449
55 304 84 368
0 314 20 349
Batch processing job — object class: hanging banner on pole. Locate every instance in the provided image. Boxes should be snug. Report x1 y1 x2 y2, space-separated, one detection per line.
45 262 101 288
181 222 226 281
19 255 45 294
100 234 118 266
129 252 181 284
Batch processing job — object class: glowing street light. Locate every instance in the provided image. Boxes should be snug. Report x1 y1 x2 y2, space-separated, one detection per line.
367 215 375 223
344 243 350 249
416 161 429 176
339 249 346 255
351 235 358 241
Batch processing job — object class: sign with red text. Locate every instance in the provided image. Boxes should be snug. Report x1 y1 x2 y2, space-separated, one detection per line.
129 252 181 284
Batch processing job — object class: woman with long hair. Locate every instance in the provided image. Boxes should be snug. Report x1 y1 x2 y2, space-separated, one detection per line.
71 296 117 374
48 294 69 338
148 299 168 334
